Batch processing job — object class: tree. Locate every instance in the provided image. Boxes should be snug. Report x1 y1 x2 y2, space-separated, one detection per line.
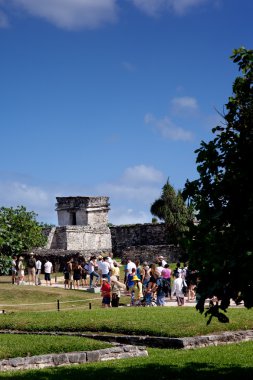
151 179 193 245
182 47 253 320
0 206 47 258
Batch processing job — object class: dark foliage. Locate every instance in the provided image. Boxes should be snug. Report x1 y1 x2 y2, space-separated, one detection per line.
183 47 253 319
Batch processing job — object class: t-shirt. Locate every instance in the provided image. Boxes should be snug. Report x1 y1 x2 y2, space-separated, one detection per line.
161 268 171 279
88 260 95 274
126 261 136 274
127 273 135 288
101 282 111 298
100 261 110 275
44 261 53 274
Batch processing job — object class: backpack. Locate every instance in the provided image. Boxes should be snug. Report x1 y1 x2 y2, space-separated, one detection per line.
158 278 169 294
28 258 35 268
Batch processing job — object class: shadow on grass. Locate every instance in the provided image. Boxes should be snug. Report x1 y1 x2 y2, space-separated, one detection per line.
3 361 253 380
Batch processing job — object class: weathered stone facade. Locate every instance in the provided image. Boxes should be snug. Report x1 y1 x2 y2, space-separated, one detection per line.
45 226 112 251
44 196 112 252
33 196 184 264
110 223 168 257
56 196 110 227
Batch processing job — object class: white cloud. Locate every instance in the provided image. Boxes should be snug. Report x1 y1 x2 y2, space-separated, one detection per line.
4 0 118 29
171 96 198 112
0 179 56 222
145 113 193 141
131 0 210 16
101 182 161 202
109 207 151 225
0 0 218 29
122 165 164 184
0 164 165 225
95 164 166 223
169 0 209 15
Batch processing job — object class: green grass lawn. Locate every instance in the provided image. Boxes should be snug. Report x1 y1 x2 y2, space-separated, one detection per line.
0 341 253 379
1 277 253 379
0 282 107 312
0 307 252 337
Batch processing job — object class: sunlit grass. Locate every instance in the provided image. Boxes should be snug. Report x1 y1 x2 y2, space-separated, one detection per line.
0 334 111 360
0 341 253 379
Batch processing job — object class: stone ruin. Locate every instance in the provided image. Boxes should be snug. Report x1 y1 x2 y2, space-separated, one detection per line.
46 196 112 252
32 196 184 266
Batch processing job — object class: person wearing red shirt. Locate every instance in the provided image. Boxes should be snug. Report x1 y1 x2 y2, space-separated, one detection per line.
100 278 111 307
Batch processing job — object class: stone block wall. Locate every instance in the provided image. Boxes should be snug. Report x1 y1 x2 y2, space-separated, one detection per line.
0 345 148 372
41 222 186 265
110 223 168 258
121 244 184 264
44 226 112 251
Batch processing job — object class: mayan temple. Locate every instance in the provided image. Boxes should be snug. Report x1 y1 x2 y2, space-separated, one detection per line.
45 196 112 252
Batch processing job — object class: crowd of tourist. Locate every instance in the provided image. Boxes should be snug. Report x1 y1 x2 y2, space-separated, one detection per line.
11 253 53 286
123 256 197 307
62 254 197 307
11 253 198 307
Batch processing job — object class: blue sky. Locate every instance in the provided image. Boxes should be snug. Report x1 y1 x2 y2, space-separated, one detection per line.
0 0 252 226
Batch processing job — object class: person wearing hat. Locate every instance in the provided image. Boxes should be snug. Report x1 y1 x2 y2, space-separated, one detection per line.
110 275 126 307
17 256 25 285
132 275 143 306
158 256 167 267
100 278 111 308
111 261 120 281
27 252 36 285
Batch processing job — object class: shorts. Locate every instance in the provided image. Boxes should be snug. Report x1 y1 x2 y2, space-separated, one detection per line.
28 267 36 276
102 297 111 305
45 273 51 281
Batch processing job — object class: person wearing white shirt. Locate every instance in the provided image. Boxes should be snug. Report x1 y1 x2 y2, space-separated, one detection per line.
156 261 164 275
172 273 186 306
126 259 136 274
35 257 42 285
100 257 111 281
44 258 53 286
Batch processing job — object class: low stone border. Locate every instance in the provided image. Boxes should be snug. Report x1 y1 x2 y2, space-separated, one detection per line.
0 345 148 372
1 329 253 349
78 329 253 349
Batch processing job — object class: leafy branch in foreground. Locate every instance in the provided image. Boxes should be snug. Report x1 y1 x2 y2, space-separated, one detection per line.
183 47 253 322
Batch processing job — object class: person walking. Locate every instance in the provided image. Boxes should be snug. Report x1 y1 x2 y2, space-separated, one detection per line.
44 258 53 286
161 264 172 298
172 272 185 306
72 260 82 289
88 256 100 288
132 275 143 305
124 258 136 284
27 252 36 285
154 275 167 306
100 256 111 281
100 278 111 308
110 275 126 307
11 256 17 284
17 256 25 285
35 256 42 285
